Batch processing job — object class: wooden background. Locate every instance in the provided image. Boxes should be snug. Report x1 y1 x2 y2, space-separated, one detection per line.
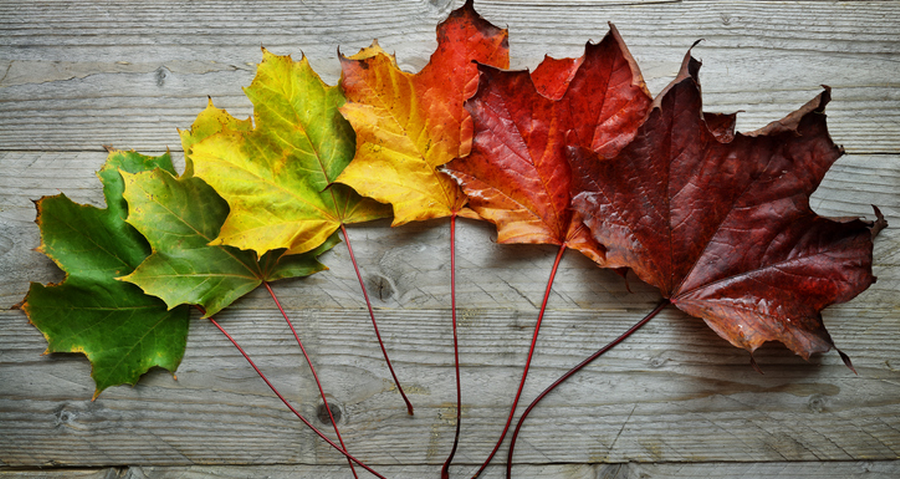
1 1 898 477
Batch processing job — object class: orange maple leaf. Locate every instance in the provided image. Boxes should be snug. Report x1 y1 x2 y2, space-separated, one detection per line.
337 0 509 224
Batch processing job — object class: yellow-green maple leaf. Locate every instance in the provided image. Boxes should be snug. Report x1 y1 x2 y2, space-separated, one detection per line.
190 49 390 257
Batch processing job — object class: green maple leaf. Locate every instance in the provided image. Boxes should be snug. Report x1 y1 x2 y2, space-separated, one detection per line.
19 150 191 399
118 166 339 317
189 48 391 257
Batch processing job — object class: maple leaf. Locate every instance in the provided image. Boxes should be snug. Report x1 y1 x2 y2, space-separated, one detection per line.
189 48 390 257
18 150 191 398
117 97 338 318
440 26 653 476
570 52 885 360
444 25 651 263
189 50 420 416
118 167 339 318
337 0 509 224
337 2 510 469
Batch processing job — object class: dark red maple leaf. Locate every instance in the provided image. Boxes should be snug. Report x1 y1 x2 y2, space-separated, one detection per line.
570 51 885 361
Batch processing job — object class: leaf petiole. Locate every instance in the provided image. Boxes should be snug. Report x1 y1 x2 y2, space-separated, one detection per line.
341 223 414 416
263 281 358 479
441 212 461 479
204 311 386 479
470 243 568 478
504 299 670 478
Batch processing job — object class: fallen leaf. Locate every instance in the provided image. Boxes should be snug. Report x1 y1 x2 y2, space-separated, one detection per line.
19 150 191 398
444 25 651 262
337 3 511 468
440 28 653 475
187 51 415 414
190 48 390 257
570 52 884 359
337 0 509 224
119 166 339 318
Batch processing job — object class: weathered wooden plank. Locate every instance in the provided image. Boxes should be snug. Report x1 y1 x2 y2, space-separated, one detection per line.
2 301 899 467
2 461 899 479
1 1 898 152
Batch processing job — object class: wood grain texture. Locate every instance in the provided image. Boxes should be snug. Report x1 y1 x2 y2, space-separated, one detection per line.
1 1 898 153
2 462 900 479
3 305 900 467
1 0 898 477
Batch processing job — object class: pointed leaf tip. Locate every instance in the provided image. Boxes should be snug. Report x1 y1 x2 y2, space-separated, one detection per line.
838 349 858 375
749 355 765 375
871 205 887 238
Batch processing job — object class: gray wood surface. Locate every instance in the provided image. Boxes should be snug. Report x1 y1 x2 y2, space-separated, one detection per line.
2 0 898 478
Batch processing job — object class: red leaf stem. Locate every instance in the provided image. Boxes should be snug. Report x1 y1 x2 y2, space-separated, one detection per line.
263 282 358 479
471 243 567 478
204 313 385 479
441 212 462 479
341 223 415 416
505 299 670 478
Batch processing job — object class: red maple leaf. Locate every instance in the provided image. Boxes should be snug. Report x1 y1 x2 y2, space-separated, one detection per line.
570 52 885 362
441 25 653 476
444 25 651 263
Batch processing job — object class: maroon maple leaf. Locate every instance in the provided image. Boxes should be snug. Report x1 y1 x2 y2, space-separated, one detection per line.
570 51 884 363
